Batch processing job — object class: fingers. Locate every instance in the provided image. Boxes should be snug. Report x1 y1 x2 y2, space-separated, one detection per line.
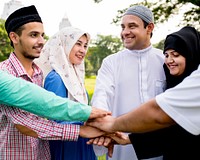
87 137 108 146
108 132 131 145
88 107 111 119
80 125 105 138
86 138 95 145
86 115 116 133
87 136 113 147
102 136 113 146
107 143 114 158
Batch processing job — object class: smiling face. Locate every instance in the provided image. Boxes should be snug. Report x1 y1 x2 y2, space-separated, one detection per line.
10 22 45 60
120 15 153 50
164 49 186 76
69 34 88 65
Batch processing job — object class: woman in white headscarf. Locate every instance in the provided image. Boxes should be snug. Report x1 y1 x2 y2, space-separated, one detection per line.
35 26 96 160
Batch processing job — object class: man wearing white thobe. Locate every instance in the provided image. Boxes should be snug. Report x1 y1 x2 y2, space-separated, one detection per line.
91 5 166 160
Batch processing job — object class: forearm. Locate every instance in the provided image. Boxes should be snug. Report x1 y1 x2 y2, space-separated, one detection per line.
0 70 91 121
113 99 175 133
8 107 79 141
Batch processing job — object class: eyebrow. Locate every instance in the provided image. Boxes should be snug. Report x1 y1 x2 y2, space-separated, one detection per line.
164 50 176 54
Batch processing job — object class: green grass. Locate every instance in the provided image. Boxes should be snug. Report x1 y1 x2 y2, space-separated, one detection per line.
85 76 96 102
97 154 107 160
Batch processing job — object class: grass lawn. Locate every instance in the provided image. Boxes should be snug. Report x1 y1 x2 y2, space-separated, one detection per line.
85 76 96 102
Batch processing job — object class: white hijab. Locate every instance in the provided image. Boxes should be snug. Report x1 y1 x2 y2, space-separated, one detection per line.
35 27 90 104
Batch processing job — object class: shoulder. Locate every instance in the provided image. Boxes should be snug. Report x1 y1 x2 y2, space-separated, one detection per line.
103 49 127 62
151 47 163 54
150 47 164 59
45 70 62 83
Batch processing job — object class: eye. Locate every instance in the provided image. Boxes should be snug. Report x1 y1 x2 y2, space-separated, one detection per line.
84 44 88 49
164 53 169 58
31 33 37 38
129 24 137 29
121 25 125 30
173 53 180 57
76 42 81 46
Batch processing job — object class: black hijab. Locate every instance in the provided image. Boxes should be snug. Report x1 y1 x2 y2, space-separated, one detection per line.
163 26 200 89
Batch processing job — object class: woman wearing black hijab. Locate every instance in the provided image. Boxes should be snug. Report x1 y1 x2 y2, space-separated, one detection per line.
128 26 200 160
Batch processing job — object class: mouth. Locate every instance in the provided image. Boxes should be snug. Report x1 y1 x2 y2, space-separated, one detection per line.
168 64 177 70
33 46 43 53
123 36 135 43
76 54 84 60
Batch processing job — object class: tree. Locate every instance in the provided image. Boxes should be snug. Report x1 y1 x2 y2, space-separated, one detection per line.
93 0 200 30
153 39 165 50
85 34 123 76
0 19 13 61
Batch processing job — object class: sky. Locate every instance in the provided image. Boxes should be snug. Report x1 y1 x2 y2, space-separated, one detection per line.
0 0 182 44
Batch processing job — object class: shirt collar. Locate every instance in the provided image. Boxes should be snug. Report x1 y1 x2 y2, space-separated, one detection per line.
9 52 42 77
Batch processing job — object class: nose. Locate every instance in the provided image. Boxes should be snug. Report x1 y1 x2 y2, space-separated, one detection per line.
121 27 131 35
38 36 45 44
79 46 86 54
166 55 174 63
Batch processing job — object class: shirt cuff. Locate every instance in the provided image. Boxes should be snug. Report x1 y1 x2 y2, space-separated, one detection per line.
63 124 80 141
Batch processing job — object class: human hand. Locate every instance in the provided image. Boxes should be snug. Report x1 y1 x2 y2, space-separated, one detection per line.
79 125 105 138
86 132 131 157
109 132 131 145
86 115 116 133
15 124 38 138
89 107 111 119
87 136 114 158
87 135 113 146
86 132 130 146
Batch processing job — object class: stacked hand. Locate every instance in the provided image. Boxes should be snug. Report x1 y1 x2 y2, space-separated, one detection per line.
89 107 111 119
85 114 131 158
87 115 116 132
86 131 131 158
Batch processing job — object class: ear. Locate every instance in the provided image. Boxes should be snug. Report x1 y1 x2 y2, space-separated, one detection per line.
147 23 154 36
9 32 19 45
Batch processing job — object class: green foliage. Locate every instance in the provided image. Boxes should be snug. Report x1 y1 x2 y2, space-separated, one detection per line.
85 35 123 76
0 19 13 61
153 39 165 50
96 0 200 30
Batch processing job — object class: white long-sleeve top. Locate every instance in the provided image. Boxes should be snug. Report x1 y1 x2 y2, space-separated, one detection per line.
156 64 200 136
91 45 166 160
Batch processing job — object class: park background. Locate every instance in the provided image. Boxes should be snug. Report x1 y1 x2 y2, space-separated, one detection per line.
0 0 199 159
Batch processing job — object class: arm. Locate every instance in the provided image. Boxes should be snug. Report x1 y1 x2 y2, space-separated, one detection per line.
113 99 174 133
91 57 115 111
15 123 105 139
90 57 115 156
0 70 108 121
87 99 174 133
2 106 80 141
116 66 200 135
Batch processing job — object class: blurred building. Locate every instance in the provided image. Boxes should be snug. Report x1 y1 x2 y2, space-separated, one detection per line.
59 13 71 30
1 0 23 20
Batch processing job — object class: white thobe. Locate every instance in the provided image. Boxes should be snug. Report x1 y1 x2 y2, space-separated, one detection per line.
91 45 166 160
